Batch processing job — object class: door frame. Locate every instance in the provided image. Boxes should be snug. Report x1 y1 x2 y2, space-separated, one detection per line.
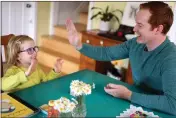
49 2 59 35
33 2 38 42
87 1 95 31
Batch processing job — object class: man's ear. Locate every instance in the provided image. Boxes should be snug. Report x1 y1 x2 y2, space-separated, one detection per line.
154 25 164 35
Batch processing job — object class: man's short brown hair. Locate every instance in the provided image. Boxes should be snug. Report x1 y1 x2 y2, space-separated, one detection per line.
140 1 173 34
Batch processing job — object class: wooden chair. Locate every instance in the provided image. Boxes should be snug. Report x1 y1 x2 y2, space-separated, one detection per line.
125 63 133 85
1 34 15 77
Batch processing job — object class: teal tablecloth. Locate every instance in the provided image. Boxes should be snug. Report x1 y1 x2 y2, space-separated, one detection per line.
12 69 173 117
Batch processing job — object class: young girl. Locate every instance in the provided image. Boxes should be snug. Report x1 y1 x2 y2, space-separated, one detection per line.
2 35 63 92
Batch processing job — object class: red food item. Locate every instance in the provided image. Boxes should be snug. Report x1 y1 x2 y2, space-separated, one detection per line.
130 111 147 118
47 106 59 118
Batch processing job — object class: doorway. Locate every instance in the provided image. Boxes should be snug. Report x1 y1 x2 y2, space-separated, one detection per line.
1 2 37 41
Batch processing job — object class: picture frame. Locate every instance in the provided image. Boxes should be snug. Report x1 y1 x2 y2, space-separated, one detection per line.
121 2 145 27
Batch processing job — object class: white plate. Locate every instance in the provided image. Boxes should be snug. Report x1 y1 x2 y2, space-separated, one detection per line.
116 105 159 117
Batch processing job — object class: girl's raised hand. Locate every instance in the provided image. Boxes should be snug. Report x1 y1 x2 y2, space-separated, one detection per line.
53 58 64 73
25 58 38 76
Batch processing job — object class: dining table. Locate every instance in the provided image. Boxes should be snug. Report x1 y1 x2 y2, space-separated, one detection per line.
12 69 174 117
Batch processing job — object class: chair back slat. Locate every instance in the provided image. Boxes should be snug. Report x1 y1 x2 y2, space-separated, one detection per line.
1 34 15 77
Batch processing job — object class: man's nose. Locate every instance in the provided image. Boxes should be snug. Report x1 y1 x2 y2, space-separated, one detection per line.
133 25 137 32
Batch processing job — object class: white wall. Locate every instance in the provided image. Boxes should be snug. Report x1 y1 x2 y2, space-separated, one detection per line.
50 2 89 35
51 2 89 25
58 2 82 25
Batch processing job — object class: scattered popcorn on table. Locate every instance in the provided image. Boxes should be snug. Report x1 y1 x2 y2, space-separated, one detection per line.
92 83 95 89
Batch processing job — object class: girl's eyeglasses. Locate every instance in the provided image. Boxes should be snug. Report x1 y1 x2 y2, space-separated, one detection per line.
19 46 39 55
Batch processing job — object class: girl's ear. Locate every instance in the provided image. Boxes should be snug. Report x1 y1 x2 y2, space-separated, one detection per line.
17 54 21 61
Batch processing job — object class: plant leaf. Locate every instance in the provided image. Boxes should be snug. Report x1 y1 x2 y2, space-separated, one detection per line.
109 13 120 24
105 6 109 13
112 9 123 16
91 12 103 20
91 7 103 12
108 13 113 21
102 13 108 21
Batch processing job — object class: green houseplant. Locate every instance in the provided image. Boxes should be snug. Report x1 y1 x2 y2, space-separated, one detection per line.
91 6 123 32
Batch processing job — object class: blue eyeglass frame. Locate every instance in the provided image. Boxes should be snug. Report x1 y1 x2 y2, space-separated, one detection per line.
19 46 39 55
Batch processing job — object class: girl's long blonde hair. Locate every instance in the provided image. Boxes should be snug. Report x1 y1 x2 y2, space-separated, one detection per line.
7 35 33 67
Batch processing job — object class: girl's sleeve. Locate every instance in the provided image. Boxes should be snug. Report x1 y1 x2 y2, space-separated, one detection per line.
38 65 61 82
2 66 28 91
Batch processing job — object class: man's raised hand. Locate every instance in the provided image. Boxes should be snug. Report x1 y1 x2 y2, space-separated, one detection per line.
65 18 82 49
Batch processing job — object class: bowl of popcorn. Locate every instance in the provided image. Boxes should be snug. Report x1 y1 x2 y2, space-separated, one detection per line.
48 97 76 117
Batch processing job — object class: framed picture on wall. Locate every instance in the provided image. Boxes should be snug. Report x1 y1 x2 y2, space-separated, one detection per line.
121 2 145 27
121 2 173 27
168 3 176 44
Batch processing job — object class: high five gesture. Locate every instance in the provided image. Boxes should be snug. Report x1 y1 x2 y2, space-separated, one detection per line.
65 18 82 49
